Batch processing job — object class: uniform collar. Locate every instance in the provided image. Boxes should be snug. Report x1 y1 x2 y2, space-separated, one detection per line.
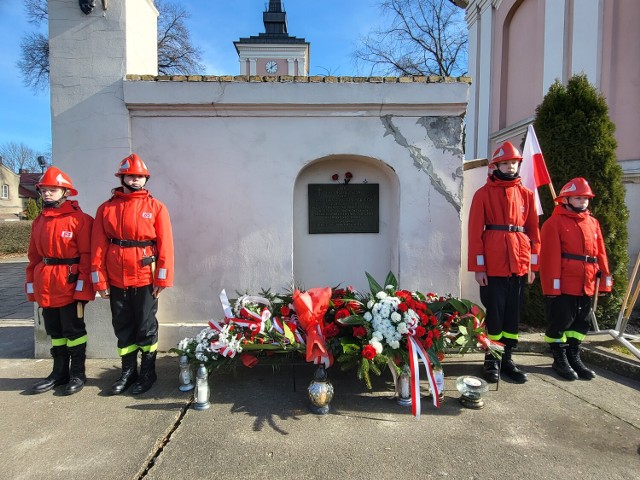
41 199 79 217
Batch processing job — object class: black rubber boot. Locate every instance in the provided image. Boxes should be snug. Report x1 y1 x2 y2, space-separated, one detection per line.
566 344 596 380
550 343 578 381
32 346 70 394
482 353 500 383
131 351 157 395
65 343 87 395
501 346 528 383
111 351 139 395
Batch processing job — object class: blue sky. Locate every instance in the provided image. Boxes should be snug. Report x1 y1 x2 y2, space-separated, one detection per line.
0 0 381 157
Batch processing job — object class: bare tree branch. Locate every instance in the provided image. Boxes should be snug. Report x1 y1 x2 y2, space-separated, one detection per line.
17 0 205 92
353 0 468 77
0 142 44 173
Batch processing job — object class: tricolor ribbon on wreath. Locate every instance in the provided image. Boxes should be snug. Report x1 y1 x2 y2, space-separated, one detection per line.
407 335 440 418
217 289 270 337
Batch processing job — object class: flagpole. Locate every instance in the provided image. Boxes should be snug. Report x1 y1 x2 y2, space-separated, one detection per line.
548 183 557 200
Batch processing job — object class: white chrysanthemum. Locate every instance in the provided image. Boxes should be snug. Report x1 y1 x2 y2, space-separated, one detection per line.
376 291 387 300
369 338 383 354
385 284 395 291
363 312 373 321
390 312 401 323
178 338 189 351
372 331 384 341
367 300 374 309
397 322 408 334
389 340 400 349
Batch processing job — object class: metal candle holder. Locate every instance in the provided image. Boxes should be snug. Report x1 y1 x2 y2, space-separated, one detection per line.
193 364 211 410
307 366 334 415
396 364 412 406
178 355 195 392
456 375 489 409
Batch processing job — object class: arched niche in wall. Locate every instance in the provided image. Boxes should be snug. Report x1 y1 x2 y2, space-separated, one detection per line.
292 154 400 291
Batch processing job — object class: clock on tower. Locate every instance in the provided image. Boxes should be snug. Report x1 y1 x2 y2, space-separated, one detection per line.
265 61 279 74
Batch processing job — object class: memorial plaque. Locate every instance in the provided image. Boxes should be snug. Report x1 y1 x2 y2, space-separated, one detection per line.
308 184 379 234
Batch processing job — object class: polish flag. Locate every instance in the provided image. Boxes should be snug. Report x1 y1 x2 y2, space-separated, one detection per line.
521 125 552 215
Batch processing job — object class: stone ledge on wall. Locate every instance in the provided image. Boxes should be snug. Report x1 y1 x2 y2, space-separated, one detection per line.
126 74 473 84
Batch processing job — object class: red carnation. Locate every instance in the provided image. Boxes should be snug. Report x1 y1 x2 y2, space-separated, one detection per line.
423 337 433 349
352 326 367 338
433 329 441 339
280 306 291 316
332 173 339 181
324 322 340 338
345 172 353 179
335 308 350 320
415 326 426 338
398 302 409 313
362 344 377 360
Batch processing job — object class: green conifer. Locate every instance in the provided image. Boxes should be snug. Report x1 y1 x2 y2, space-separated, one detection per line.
524 74 629 328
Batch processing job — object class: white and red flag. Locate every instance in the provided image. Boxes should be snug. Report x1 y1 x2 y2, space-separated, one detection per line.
521 124 552 215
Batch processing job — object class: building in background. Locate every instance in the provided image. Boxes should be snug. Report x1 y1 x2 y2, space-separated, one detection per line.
234 0 309 76
463 0 640 258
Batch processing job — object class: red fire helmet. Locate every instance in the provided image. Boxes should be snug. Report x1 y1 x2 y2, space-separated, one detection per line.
556 177 595 201
490 141 523 165
115 153 150 177
36 166 78 196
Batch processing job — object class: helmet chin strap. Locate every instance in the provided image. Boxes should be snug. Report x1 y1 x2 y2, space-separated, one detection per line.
42 190 68 208
120 176 146 191
566 203 587 213
492 169 520 181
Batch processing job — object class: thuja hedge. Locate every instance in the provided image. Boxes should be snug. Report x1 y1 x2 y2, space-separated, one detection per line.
0 221 31 256
523 74 629 328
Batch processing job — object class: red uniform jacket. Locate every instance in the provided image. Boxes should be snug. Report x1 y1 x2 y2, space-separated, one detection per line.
25 201 94 307
91 188 174 290
540 205 612 296
468 177 541 276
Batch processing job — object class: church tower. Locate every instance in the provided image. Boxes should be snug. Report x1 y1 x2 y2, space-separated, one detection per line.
234 1 310 76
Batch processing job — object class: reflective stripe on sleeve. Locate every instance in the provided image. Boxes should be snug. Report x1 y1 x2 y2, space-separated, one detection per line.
553 279 560 290
157 268 167 280
91 271 100 284
605 276 613 287
530 254 538 265
476 255 484 266
26 283 34 294
75 279 84 292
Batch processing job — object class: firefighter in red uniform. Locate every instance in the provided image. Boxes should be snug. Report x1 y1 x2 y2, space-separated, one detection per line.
540 178 612 380
91 154 174 395
26 167 94 395
468 141 541 383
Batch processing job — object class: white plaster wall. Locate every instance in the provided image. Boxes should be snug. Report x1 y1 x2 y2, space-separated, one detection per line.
124 80 467 351
126 0 158 75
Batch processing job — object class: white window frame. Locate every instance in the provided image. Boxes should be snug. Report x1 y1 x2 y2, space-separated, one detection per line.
1 184 8 199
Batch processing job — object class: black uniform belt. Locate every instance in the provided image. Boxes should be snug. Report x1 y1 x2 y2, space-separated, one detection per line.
109 239 156 248
42 257 80 265
562 253 598 263
485 224 525 233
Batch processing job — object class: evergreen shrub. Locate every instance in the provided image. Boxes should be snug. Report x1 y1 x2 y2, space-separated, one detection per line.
524 74 629 328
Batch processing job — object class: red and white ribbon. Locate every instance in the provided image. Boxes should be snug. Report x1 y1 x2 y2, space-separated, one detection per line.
407 335 440 418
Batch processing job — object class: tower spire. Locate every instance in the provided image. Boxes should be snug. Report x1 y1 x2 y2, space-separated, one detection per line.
264 1 287 35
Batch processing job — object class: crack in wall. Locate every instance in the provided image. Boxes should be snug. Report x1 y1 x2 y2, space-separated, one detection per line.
381 115 462 214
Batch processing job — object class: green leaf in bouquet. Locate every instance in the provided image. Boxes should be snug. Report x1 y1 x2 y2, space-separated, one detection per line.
365 271 383 296
384 271 398 289
455 336 467 345
339 338 361 354
447 298 469 315
336 314 366 326
458 325 468 335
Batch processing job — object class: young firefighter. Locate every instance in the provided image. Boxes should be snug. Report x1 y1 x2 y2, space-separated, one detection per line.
26 167 94 395
91 154 174 395
468 141 541 383
540 178 612 380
